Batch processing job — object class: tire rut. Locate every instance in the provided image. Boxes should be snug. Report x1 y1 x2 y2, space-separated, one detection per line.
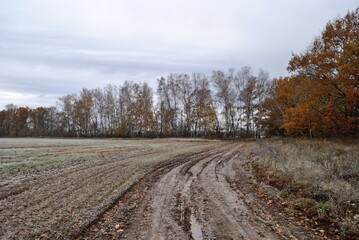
78 143 320 240
76 150 209 239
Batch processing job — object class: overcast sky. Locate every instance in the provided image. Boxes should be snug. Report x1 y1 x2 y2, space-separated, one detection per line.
0 0 357 108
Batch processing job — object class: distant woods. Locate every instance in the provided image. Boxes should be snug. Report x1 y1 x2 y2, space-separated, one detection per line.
0 8 358 138
0 68 270 138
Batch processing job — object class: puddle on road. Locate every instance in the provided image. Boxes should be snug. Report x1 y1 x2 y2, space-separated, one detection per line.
190 214 203 240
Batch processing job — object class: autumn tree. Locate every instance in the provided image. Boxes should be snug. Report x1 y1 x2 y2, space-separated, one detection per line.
191 73 217 137
73 88 93 136
125 82 155 137
262 76 314 136
29 107 48 136
0 110 6 137
261 77 289 136
2 104 17 136
287 8 359 137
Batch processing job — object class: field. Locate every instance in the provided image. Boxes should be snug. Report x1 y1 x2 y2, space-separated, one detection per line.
0 138 358 239
0 138 217 239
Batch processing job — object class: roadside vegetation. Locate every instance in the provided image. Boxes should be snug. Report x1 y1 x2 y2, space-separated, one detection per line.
249 139 359 239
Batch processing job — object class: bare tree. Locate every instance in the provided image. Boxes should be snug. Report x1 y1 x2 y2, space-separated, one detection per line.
192 73 217 137
157 76 179 137
237 67 257 137
254 69 270 138
58 94 77 136
211 70 237 138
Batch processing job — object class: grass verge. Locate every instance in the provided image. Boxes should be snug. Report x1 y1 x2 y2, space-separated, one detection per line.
250 139 359 239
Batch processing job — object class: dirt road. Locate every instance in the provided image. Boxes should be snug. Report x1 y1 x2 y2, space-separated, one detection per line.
79 143 318 240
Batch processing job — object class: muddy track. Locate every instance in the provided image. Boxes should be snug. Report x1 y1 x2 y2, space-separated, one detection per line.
78 143 319 240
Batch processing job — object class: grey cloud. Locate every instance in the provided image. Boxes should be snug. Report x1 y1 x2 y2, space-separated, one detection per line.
0 0 358 109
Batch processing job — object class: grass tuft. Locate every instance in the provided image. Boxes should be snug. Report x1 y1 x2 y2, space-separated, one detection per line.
250 138 359 239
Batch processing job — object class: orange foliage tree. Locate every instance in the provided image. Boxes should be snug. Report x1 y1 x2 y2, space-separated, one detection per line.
275 8 358 137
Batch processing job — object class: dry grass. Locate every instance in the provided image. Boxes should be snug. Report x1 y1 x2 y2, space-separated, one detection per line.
0 138 220 239
250 138 359 239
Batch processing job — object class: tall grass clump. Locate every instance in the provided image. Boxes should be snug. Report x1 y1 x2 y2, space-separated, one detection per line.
251 139 359 239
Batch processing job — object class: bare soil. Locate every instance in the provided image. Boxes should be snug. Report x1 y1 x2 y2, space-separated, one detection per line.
78 142 319 240
0 138 215 239
1 139 322 239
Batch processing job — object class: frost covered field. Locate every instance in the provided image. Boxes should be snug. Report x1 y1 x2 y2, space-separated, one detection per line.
0 138 216 239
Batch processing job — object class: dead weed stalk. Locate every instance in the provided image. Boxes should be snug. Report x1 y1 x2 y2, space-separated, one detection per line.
251 139 359 239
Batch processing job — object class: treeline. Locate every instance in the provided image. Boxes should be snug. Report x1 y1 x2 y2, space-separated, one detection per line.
0 67 270 138
0 8 357 138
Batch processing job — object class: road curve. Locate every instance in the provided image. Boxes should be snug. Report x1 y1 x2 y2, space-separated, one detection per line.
79 143 318 240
